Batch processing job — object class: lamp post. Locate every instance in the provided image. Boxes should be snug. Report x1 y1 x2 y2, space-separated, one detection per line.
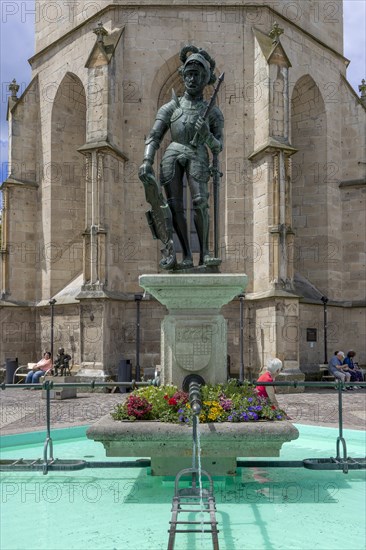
321 296 328 364
238 293 245 382
134 293 143 381
49 299 57 359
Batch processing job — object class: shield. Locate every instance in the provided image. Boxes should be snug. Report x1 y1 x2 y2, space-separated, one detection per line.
174 324 212 371
142 172 176 270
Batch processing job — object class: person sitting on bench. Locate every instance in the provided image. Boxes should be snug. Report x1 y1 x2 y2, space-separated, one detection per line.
53 347 72 376
25 352 53 384
343 350 363 388
328 351 351 390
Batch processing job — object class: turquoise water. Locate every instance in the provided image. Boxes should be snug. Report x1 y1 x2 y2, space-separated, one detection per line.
1 425 365 550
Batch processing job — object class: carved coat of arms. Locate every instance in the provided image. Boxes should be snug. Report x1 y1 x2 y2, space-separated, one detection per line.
174 324 212 371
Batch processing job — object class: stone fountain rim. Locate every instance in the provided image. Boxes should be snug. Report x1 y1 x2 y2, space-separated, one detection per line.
87 414 299 441
139 273 248 288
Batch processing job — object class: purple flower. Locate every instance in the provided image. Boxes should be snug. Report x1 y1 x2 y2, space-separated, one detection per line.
219 396 233 411
248 398 253 402
228 415 233 421
276 415 283 420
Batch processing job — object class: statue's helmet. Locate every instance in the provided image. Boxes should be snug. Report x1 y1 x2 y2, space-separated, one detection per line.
183 54 211 85
58 347 64 354
179 46 216 86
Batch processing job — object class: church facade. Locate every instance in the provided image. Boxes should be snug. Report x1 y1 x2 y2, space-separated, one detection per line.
1 0 365 378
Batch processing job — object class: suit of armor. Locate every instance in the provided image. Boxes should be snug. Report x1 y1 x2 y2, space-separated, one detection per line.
139 47 224 269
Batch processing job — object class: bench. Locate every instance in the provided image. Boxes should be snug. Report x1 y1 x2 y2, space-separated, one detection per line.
319 366 335 382
13 365 55 384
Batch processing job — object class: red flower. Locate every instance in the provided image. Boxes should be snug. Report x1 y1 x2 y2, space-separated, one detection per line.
126 395 152 419
168 397 177 406
172 391 189 405
163 394 169 400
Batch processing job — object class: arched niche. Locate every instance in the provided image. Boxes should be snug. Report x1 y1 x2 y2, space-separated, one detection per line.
50 72 86 294
291 75 328 289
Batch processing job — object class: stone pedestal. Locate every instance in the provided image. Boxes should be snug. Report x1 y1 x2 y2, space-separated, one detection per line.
87 415 299 476
277 362 306 394
41 376 77 400
139 274 248 386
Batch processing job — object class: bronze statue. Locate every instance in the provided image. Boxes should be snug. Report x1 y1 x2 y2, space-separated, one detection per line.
54 347 71 376
139 46 224 270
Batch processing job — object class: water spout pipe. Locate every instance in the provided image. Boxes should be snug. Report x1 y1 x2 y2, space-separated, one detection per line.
183 374 205 416
189 381 202 415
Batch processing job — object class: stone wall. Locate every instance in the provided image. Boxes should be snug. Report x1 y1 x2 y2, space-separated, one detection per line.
0 306 37 365
298 303 366 370
33 1 344 58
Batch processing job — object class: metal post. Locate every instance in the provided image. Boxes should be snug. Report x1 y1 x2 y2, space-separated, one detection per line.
321 296 328 364
192 415 197 470
239 293 245 382
43 381 54 474
135 294 143 381
49 299 57 360
336 380 348 472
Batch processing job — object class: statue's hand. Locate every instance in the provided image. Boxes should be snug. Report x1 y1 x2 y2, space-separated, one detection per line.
194 116 210 141
138 161 156 185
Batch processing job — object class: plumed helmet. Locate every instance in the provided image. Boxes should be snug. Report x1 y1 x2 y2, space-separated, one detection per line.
179 45 216 86
58 347 65 354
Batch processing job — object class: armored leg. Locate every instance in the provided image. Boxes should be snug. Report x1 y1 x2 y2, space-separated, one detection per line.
192 191 210 265
164 168 193 266
167 197 193 265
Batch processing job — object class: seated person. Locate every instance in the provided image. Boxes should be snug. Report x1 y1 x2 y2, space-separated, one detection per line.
343 350 363 387
53 347 72 376
256 358 283 408
328 351 351 390
25 352 53 384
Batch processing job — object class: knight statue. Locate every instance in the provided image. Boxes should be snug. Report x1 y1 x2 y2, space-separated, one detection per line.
138 45 224 271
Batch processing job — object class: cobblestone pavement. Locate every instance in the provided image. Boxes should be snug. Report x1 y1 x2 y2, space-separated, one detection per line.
0 387 365 435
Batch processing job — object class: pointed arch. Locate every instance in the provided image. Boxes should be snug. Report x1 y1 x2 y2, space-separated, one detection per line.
291 74 327 289
50 72 86 294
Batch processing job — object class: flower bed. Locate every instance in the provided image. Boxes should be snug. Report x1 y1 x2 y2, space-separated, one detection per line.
111 380 286 424
86 380 296 475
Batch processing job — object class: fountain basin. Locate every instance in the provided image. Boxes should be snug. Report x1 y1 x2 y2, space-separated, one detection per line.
87 416 299 475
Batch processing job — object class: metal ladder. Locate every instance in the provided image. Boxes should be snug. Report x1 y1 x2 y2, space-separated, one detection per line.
167 467 219 550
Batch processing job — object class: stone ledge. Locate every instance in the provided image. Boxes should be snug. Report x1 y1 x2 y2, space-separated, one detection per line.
87 415 299 475
139 273 248 311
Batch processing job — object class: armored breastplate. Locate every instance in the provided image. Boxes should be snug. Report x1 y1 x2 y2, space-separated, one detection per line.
169 97 207 145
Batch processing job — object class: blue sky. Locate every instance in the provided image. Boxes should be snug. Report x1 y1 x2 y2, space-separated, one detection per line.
0 0 365 182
